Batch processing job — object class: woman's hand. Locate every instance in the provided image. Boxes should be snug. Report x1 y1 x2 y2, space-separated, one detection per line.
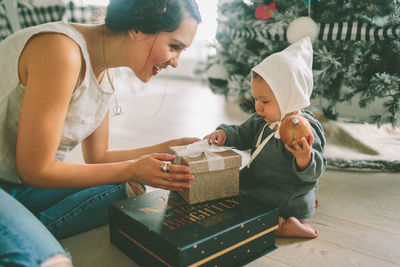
129 153 194 191
285 134 314 170
204 130 227 146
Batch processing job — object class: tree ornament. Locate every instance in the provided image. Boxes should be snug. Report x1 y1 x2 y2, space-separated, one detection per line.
286 16 319 44
279 115 312 148
207 64 229 88
304 0 320 4
255 2 277 20
366 6 377 22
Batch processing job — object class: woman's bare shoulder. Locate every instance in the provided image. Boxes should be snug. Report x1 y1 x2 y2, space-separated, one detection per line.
30 32 81 63
19 32 83 85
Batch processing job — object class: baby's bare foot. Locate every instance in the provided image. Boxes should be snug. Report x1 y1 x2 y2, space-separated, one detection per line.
276 216 318 238
315 199 319 208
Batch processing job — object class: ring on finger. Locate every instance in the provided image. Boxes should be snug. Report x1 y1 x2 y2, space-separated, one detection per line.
161 162 170 173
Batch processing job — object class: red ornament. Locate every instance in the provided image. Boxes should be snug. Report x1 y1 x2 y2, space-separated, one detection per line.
255 2 277 20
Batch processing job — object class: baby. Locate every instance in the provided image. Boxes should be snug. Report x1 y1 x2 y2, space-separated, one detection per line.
205 37 327 238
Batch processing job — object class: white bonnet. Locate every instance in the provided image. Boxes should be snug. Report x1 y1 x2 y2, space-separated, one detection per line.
251 37 313 120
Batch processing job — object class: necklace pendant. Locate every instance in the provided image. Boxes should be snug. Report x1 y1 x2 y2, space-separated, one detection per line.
112 104 124 116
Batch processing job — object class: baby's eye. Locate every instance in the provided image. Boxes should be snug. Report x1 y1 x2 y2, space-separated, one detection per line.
262 101 269 104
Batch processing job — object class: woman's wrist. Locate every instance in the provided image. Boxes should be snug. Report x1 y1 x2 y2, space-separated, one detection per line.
125 159 138 182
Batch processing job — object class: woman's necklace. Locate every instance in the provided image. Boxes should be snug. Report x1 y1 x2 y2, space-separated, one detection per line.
103 25 123 116
106 70 123 116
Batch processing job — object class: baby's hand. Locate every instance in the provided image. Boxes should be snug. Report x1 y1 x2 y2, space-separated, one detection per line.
204 130 227 146
285 134 314 170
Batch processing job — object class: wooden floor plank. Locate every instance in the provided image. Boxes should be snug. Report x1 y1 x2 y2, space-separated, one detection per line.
264 238 399 267
316 170 400 234
308 213 400 264
247 256 292 267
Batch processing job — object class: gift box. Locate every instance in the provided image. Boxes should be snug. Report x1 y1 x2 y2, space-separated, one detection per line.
168 141 242 204
109 189 279 267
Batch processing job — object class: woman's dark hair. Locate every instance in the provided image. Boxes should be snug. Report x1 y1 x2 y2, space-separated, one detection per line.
105 0 201 33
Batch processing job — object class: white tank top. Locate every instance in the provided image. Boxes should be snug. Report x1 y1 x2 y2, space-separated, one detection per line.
0 21 114 184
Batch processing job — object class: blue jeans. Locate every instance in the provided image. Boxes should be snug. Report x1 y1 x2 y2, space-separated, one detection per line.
0 182 126 266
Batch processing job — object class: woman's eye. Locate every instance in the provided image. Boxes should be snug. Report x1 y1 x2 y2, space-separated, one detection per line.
170 44 181 51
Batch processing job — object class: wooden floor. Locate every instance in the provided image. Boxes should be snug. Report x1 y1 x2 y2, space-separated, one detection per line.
61 76 400 267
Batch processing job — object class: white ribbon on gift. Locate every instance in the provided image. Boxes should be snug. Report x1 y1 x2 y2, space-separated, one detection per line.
175 140 230 171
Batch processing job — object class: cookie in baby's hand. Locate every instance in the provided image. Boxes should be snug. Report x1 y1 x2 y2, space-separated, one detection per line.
279 115 312 147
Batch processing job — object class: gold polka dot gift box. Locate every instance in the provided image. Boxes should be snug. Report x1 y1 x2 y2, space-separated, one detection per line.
168 142 242 205
109 189 279 267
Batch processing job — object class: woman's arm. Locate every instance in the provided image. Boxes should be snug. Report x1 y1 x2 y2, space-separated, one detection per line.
15 33 194 190
81 112 199 163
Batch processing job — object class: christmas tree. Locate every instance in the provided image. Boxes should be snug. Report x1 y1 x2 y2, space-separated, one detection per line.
206 0 400 127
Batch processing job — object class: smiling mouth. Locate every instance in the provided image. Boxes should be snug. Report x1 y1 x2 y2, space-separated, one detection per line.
153 64 162 75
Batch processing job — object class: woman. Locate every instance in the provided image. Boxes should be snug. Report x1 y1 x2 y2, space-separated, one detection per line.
0 0 201 266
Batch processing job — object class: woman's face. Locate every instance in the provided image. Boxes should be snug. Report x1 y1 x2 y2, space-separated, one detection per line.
130 17 198 82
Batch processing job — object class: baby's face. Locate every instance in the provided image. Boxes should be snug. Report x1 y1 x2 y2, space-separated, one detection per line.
251 77 281 123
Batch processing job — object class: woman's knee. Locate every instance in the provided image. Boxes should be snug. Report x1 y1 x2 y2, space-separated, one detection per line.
0 188 69 266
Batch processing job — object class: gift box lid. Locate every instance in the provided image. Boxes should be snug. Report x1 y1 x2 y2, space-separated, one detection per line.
169 145 242 174
110 190 279 266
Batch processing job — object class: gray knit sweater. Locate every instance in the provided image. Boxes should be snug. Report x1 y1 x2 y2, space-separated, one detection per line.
217 110 326 219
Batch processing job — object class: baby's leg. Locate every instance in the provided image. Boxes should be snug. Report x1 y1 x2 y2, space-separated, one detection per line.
275 216 318 238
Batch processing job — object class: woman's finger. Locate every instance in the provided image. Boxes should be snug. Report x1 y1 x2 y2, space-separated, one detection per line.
147 177 189 191
161 171 194 181
153 153 176 162
153 177 192 190
156 185 188 191
165 163 191 174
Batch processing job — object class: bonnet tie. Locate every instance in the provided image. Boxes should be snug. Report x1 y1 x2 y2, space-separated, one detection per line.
247 120 281 168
